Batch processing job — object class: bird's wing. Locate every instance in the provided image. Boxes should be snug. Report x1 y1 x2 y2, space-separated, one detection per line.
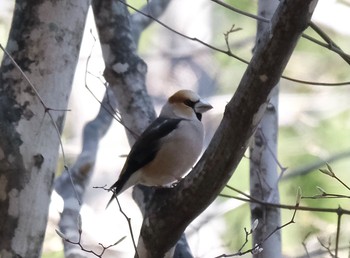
110 117 184 190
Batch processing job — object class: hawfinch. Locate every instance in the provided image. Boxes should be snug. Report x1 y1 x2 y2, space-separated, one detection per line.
107 90 212 205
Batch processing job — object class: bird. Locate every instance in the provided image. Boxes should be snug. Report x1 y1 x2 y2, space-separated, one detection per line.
107 89 212 206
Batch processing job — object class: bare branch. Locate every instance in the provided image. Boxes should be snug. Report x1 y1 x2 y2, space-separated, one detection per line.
222 185 350 215
224 25 242 55
335 210 342 258
211 0 350 67
131 0 172 43
282 150 350 180
306 22 350 65
211 0 270 23
302 232 312 258
281 76 350 86
120 0 249 64
318 237 336 258
116 198 139 258
215 191 299 257
319 163 350 192
55 226 126 257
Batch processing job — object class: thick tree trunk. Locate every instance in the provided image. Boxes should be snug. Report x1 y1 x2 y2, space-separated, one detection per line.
0 1 89 257
249 0 281 257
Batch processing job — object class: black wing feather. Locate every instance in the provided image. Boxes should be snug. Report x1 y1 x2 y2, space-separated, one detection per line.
110 117 183 193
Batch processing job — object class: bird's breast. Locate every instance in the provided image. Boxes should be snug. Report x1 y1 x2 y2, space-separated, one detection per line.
139 120 204 186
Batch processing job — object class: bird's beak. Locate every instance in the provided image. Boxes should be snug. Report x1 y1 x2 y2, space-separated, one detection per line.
194 99 213 113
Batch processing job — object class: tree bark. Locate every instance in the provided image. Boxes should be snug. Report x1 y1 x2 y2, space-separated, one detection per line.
249 0 281 257
0 0 89 257
137 0 318 257
92 0 156 143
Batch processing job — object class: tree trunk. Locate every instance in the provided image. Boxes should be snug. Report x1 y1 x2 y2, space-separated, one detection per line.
0 0 89 257
249 0 281 257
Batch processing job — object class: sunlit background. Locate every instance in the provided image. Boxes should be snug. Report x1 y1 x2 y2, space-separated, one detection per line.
1 0 350 257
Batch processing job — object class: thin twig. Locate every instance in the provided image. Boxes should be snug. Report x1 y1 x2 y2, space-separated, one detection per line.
318 236 336 258
223 25 242 55
333 174 350 192
308 21 350 65
211 0 350 67
283 150 350 180
301 33 350 65
216 190 299 257
56 228 126 257
222 185 350 215
302 191 350 200
83 30 139 139
335 209 342 258
302 232 312 258
116 198 139 258
281 75 350 86
118 0 248 64
84 30 120 121
211 0 270 23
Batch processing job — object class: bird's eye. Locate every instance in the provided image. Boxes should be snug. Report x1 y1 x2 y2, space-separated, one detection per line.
184 99 198 108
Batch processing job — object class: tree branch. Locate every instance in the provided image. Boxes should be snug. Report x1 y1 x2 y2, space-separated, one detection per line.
131 0 172 44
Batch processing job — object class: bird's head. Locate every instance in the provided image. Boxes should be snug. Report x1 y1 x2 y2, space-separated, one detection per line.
161 90 213 120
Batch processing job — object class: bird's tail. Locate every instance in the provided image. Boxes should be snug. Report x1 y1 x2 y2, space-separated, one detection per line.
105 178 127 208
106 192 116 208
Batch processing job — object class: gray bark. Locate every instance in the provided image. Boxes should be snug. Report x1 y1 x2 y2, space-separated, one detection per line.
92 0 156 143
249 0 282 257
0 0 89 257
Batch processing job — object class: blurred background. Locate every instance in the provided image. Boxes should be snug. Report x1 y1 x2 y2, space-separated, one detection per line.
1 0 350 257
